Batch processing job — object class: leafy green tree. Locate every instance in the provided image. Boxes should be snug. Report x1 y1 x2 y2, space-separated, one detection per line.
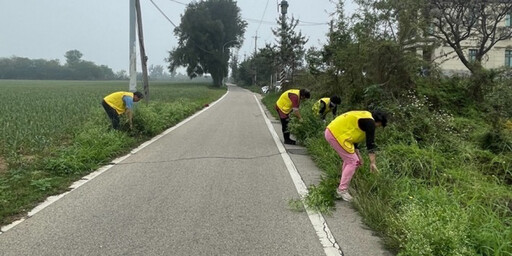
273 15 308 83
168 0 247 87
149 65 166 80
64 50 83 66
229 52 239 83
304 0 421 105
232 44 278 87
236 58 254 86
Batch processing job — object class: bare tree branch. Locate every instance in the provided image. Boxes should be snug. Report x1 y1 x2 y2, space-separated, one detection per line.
427 0 512 73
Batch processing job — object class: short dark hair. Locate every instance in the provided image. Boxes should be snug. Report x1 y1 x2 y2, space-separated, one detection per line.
133 91 144 99
371 110 388 127
300 89 311 99
330 95 341 105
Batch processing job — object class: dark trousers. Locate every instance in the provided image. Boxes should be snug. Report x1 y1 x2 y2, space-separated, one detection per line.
102 100 120 130
279 116 292 142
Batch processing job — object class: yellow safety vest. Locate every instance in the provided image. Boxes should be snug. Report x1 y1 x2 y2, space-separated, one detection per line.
276 89 300 115
327 111 373 153
312 97 331 115
104 91 134 114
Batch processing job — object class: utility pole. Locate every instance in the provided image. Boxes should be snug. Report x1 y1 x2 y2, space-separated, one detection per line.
278 0 289 88
253 34 259 56
252 33 259 85
135 0 150 102
129 0 137 92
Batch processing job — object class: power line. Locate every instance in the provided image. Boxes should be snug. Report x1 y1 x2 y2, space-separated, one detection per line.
244 17 328 26
149 0 178 28
168 0 187 5
256 0 270 33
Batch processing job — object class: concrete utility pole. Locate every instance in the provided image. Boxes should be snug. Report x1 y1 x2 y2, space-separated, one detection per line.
222 40 239 85
278 0 289 88
253 33 259 85
135 0 150 102
129 0 137 92
253 34 259 55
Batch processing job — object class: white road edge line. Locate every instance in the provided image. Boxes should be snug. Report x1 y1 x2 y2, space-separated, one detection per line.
0 89 230 234
253 94 343 256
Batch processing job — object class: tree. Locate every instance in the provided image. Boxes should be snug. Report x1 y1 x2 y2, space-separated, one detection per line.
0 52 115 80
427 0 512 99
149 65 165 80
229 52 239 83
167 0 247 87
428 0 512 73
236 58 254 86
273 15 308 83
232 44 278 87
116 70 128 80
64 50 83 66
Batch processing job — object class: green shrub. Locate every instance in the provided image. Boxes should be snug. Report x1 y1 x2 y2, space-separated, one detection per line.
288 100 326 143
388 90 456 145
480 128 512 154
416 76 475 115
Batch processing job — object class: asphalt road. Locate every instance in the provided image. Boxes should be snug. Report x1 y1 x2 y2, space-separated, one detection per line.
0 85 391 256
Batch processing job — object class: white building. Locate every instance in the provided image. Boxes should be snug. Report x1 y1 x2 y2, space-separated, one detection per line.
423 11 512 75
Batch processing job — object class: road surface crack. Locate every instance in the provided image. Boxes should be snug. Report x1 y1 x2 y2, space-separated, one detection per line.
112 153 282 165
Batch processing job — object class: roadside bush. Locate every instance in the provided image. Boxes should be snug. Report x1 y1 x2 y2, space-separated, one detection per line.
480 128 512 154
388 90 456 146
288 100 325 144
485 80 512 119
416 76 475 115
130 99 201 136
44 119 134 175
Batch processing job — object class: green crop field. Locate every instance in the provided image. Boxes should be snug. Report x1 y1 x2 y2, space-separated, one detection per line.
0 80 223 155
0 80 225 225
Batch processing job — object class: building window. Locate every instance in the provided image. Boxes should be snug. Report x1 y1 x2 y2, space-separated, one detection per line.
469 49 478 62
506 50 512 67
506 14 511 27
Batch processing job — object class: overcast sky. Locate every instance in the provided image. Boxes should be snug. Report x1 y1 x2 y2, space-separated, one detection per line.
0 0 356 73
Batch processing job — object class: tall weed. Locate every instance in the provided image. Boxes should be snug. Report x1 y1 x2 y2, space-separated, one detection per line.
390 189 474 256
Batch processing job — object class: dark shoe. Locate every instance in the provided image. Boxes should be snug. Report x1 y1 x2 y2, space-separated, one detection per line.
284 139 296 145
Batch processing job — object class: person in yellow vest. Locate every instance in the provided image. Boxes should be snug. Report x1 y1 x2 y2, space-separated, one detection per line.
275 88 311 145
102 91 144 130
312 95 341 121
325 110 387 202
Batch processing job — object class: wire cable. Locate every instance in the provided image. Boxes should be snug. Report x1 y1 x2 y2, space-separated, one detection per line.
245 17 327 26
149 0 178 28
256 0 271 33
168 0 187 5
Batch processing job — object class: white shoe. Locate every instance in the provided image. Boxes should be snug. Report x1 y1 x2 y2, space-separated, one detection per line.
336 189 353 202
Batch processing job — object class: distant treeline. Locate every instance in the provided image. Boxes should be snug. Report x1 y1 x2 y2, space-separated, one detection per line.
0 50 215 82
0 52 120 80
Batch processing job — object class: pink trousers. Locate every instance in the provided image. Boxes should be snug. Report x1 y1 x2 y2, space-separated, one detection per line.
324 129 360 191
